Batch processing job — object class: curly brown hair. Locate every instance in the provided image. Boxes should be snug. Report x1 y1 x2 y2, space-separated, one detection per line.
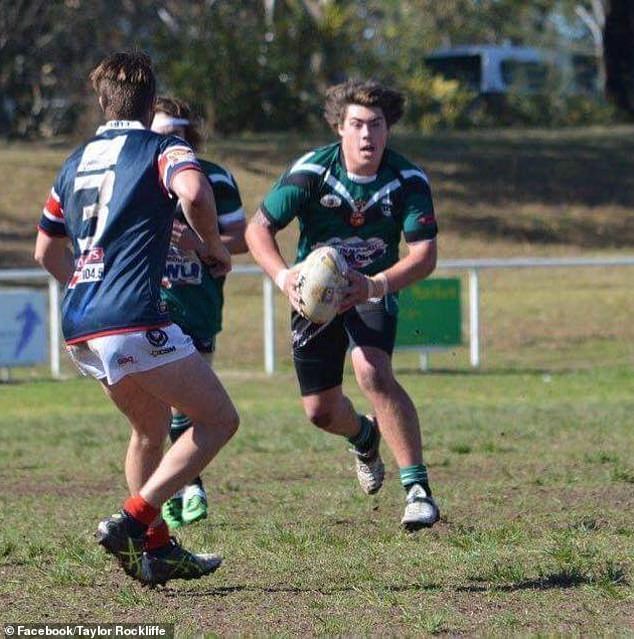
154 96 203 151
324 80 405 131
90 51 156 122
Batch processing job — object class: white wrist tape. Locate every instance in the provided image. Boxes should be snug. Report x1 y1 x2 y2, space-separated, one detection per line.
274 268 290 292
368 272 389 301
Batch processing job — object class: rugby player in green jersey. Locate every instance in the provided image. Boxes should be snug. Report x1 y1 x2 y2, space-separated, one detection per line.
246 80 440 529
151 97 247 530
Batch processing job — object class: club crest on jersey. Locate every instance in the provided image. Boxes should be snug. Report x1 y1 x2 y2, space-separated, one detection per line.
320 194 342 208
349 200 366 227
146 329 168 347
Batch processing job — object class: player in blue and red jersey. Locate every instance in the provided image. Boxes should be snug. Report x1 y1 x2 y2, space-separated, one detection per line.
34 52 239 586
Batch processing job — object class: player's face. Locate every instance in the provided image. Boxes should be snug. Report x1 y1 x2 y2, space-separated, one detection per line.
338 104 388 175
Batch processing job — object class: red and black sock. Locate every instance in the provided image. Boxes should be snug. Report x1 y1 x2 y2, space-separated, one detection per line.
123 495 160 537
145 522 170 551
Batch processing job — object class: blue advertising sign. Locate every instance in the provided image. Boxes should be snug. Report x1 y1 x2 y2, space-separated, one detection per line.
0 289 48 367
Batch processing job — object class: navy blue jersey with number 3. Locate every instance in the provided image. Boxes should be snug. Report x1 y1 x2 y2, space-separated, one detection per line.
38 120 201 343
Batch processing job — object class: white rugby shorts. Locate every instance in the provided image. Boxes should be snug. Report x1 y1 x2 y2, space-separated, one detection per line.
66 324 196 385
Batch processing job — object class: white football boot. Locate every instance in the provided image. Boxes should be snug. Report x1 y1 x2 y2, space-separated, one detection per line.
351 418 385 495
401 483 440 530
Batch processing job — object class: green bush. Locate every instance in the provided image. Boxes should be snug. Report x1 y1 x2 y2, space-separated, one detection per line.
403 70 480 132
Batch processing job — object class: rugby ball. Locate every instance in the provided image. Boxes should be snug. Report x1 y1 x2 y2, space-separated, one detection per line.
296 246 348 324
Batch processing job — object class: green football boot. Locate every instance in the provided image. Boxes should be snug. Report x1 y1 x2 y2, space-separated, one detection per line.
182 484 208 525
161 495 184 530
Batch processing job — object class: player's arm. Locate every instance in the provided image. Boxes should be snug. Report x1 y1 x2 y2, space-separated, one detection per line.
245 209 301 309
340 240 437 312
35 183 73 284
220 218 248 255
172 218 247 255
217 170 248 254
171 169 231 276
34 231 74 284
378 238 437 290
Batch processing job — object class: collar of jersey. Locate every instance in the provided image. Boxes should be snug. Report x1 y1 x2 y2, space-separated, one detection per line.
346 171 377 184
96 120 146 134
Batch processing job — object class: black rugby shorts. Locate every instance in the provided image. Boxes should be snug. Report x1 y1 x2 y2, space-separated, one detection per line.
292 294 398 396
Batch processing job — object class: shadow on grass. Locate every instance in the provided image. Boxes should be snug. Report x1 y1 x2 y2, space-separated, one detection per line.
162 583 441 598
457 570 615 593
165 568 627 597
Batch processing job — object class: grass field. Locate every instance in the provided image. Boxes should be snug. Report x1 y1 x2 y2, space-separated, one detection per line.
1 127 633 635
0 367 633 635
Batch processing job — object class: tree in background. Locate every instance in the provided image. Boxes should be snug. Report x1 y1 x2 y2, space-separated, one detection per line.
0 0 158 137
603 0 634 116
0 0 630 137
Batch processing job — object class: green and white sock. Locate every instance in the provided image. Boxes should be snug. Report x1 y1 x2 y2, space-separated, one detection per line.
399 464 431 495
169 413 202 488
170 412 193 443
347 415 377 453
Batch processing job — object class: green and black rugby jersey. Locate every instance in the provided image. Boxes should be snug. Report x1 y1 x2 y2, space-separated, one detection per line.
161 158 245 340
261 142 437 275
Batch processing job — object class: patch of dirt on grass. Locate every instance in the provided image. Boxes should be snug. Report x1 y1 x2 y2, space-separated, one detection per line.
1 476 115 498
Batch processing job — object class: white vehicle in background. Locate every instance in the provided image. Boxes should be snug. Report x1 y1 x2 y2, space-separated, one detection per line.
425 44 599 95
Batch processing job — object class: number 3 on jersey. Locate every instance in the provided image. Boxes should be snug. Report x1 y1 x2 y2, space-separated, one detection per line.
69 137 125 288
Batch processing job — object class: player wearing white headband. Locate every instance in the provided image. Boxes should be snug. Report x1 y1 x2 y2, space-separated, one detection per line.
151 112 192 134
151 96 248 530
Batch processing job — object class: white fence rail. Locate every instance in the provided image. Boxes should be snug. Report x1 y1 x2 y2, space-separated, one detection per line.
2 256 634 377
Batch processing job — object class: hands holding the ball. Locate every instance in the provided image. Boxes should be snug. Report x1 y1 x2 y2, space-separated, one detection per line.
275 247 389 322
339 270 389 313
275 266 304 314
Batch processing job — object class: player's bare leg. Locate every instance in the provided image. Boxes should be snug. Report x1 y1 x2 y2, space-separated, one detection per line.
301 387 359 437
351 346 439 529
162 350 216 528
129 352 239 507
96 352 238 584
101 377 171 494
302 386 384 495
351 346 422 466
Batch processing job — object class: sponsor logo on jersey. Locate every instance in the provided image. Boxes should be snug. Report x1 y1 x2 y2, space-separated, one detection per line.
150 345 177 357
164 147 196 165
320 194 342 208
68 246 106 289
316 237 388 269
164 248 203 285
146 329 168 347
117 355 135 366
381 197 393 217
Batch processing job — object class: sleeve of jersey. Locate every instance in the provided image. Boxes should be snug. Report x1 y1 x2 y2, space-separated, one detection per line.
38 183 66 237
209 170 246 229
260 174 312 231
157 138 202 196
401 170 438 243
